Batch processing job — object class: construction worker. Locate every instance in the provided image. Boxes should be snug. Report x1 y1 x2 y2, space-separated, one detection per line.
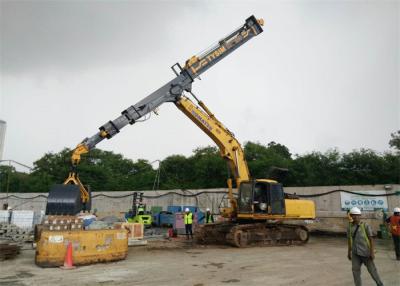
205 208 214 224
7 206 12 224
386 207 400 261
347 207 384 286
184 208 193 240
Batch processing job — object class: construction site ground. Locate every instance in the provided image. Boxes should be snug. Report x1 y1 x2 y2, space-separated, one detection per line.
0 235 399 286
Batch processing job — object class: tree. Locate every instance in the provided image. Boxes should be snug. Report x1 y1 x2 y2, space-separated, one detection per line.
381 152 400 184
3 138 399 192
0 165 33 193
389 130 400 152
189 146 227 188
287 150 341 186
267 141 292 159
25 148 156 192
340 149 387 185
244 141 292 180
159 155 193 189
126 159 157 190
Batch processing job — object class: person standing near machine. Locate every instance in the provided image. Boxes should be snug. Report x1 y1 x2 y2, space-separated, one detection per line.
386 207 400 261
184 208 193 240
205 208 214 224
347 207 384 286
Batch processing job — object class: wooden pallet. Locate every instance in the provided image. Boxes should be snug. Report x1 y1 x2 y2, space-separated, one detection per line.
0 242 21 261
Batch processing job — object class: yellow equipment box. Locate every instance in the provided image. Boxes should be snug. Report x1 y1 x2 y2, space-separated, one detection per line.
35 228 128 267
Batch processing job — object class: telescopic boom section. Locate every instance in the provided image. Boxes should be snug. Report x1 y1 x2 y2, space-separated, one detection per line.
184 16 264 79
48 15 263 215
69 16 263 166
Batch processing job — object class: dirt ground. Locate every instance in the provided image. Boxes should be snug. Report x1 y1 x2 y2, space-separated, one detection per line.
0 235 399 286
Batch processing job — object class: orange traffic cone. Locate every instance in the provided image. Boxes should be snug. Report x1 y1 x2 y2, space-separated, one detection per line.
60 242 76 269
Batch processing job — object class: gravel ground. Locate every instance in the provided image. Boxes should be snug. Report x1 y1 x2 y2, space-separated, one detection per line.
0 235 399 286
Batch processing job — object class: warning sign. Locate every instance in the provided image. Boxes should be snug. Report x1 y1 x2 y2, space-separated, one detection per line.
340 190 388 211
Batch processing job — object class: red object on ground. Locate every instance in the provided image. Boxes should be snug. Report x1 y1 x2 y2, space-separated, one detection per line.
60 242 76 269
168 228 173 238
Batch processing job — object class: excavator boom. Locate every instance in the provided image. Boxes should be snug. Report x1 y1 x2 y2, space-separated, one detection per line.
175 95 250 185
46 16 263 215
46 15 316 248
72 15 263 162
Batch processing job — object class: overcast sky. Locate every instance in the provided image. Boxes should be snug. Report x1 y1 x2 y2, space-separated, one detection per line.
0 0 399 171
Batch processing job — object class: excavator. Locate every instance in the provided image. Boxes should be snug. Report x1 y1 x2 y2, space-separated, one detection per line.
177 95 315 246
45 15 315 247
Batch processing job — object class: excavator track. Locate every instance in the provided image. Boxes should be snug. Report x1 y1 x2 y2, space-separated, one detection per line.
195 222 309 248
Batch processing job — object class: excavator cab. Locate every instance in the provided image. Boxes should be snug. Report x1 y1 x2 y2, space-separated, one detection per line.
237 180 286 216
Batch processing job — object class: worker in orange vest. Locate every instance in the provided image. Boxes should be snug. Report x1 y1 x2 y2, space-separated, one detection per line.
386 207 400 261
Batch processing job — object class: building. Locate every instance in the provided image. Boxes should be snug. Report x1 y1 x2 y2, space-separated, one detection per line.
0 120 6 160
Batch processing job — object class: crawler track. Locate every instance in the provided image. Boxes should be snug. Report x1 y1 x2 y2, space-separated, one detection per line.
195 222 309 247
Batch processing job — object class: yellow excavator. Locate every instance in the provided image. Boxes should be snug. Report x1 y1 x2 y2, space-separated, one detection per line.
176 95 315 246
45 15 315 246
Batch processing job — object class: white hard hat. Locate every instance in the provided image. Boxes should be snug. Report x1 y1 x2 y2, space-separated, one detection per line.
349 207 361 215
7 206 12 210
206 208 210 212
394 207 400 213
185 208 190 212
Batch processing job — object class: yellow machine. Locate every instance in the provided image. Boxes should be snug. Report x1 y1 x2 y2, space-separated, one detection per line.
35 229 128 267
45 15 315 247
46 15 264 216
176 95 315 247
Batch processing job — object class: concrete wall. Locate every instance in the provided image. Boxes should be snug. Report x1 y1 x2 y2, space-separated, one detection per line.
1 184 399 233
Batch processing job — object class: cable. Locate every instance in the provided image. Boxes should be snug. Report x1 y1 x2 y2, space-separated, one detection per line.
0 194 48 200
0 189 397 201
93 190 230 199
0 160 33 171
286 189 399 198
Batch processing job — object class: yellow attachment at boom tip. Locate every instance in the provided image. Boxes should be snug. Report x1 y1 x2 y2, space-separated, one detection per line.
185 56 199 69
71 143 89 166
63 172 90 203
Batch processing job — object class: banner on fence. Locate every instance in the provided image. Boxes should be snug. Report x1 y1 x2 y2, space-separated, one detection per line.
340 191 388 211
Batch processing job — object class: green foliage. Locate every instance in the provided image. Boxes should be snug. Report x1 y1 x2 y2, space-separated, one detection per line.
287 149 342 186
189 146 226 188
340 149 387 185
1 149 157 193
1 138 399 193
389 130 400 152
244 141 291 179
0 165 31 193
159 147 226 189
159 154 191 189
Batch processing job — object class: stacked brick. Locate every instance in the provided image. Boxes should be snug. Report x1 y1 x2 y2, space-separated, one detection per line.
42 216 83 231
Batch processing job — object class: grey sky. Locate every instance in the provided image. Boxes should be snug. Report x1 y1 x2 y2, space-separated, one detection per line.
0 0 399 171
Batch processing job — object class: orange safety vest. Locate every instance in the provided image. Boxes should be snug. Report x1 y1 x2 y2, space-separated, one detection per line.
389 215 400 236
